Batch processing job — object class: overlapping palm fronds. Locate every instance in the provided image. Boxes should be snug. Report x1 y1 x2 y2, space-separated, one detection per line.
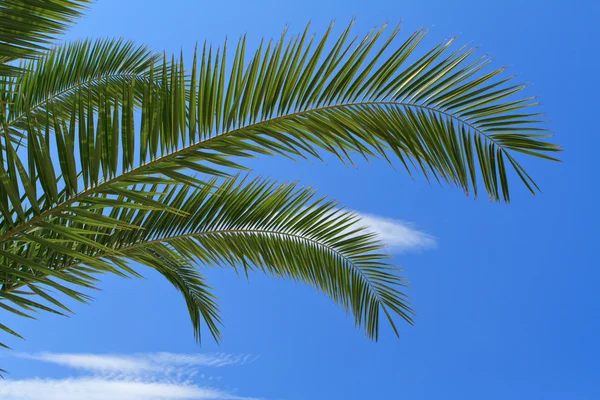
1 175 410 343
0 1 560 354
0 0 91 76
2 38 158 139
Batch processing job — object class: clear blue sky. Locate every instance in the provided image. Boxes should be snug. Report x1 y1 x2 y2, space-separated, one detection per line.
1 0 598 399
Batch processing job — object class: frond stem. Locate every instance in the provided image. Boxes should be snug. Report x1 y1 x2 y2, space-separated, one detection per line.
2 229 383 298
2 72 149 134
0 100 500 245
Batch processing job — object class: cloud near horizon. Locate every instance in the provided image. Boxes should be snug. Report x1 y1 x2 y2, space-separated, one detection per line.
2 352 258 400
0 378 259 400
15 352 255 375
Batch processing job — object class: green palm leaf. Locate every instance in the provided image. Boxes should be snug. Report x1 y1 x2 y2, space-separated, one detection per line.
0 18 560 352
0 38 158 145
0 23 559 239
0 176 410 345
0 0 91 75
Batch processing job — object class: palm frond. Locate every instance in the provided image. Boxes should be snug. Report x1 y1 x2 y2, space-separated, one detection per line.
0 23 559 246
0 176 409 345
0 0 91 75
0 38 158 144
0 22 560 348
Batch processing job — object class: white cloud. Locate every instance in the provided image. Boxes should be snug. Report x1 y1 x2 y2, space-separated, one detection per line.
6 352 258 400
15 352 255 375
355 212 436 252
0 378 258 400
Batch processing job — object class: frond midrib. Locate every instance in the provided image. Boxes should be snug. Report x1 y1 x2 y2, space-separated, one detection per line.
2 228 388 309
3 71 148 130
0 99 502 245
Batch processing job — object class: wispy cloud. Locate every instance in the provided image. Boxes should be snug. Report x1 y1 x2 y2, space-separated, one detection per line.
7 352 258 400
0 378 258 400
16 352 255 375
355 212 436 252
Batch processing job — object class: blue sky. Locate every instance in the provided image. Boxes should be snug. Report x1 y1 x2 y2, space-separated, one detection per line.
1 0 598 399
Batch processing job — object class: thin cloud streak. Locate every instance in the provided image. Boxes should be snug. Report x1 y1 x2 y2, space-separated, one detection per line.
15 352 255 375
355 212 436 252
0 378 258 400
6 352 258 400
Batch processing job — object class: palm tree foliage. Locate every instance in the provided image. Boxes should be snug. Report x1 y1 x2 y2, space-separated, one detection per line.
0 0 559 351
0 0 91 76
